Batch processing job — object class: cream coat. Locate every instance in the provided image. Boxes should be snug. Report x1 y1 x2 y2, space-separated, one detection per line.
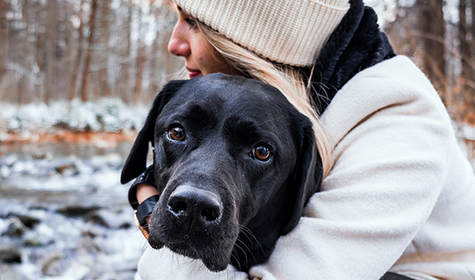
136 56 475 280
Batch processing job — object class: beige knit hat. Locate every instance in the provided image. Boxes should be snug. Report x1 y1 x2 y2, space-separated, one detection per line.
173 0 350 66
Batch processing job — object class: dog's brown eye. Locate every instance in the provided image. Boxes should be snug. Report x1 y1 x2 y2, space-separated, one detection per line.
168 126 186 141
252 145 272 161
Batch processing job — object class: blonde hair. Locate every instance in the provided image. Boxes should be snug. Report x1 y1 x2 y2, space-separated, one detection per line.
197 22 333 178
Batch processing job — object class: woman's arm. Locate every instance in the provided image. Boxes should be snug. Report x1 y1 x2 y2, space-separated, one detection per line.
136 184 160 227
137 184 160 205
128 166 160 234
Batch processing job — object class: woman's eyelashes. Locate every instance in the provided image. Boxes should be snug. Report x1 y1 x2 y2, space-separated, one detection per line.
184 17 197 30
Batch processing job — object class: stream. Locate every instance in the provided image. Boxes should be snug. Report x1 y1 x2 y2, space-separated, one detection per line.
0 142 147 280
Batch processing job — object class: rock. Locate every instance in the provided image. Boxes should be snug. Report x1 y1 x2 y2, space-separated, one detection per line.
41 251 65 277
0 247 21 263
54 164 79 176
1 217 28 237
119 222 132 229
85 209 132 229
52 121 70 130
19 215 40 229
57 205 100 217
32 152 53 160
85 211 108 227
24 238 42 247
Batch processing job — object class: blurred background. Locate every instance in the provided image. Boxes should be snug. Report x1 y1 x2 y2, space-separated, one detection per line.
0 0 474 279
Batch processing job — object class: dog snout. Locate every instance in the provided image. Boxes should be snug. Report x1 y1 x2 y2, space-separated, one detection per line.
167 185 223 231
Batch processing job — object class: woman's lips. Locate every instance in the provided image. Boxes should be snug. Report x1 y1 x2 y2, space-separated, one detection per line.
186 67 202 78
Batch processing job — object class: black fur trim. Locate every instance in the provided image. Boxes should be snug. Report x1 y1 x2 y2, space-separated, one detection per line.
308 0 395 114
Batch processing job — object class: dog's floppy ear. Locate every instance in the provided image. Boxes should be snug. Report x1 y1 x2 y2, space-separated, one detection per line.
282 121 323 234
120 80 187 184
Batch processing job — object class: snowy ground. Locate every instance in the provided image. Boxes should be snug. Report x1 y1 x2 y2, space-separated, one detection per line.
0 99 151 280
0 147 148 280
456 122 475 169
0 98 149 135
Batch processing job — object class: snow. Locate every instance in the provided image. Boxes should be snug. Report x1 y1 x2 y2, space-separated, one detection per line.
461 123 475 141
0 151 144 280
0 98 149 133
0 97 148 279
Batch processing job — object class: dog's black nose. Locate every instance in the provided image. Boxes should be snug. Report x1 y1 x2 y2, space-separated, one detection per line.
167 185 223 231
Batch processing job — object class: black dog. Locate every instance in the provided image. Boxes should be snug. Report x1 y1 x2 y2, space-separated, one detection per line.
121 74 322 272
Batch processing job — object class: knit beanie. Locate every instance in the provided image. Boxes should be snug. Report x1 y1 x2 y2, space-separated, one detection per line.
173 0 350 66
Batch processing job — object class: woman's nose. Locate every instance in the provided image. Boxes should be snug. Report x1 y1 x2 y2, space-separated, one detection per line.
168 27 190 57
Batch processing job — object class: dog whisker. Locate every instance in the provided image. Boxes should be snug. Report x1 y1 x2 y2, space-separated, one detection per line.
239 225 265 254
235 237 259 267
230 245 244 270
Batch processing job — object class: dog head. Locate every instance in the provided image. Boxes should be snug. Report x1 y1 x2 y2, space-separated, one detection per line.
121 74 322 272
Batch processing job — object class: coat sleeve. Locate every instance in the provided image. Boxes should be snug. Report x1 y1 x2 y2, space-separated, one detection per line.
249 56 454 279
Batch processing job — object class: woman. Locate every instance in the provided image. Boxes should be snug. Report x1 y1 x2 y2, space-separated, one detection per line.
128 0 475 279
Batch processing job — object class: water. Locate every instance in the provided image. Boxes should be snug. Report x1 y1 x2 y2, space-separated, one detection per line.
0 142 148 280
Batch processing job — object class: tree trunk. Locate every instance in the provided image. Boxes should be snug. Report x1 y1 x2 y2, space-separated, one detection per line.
35 2 48 103
134 45 147 103
64 1 74 101
133 6 146 103
0 0 8 83
68 0 85 100
148 1 161 98
459 0 472 119
470 0 475 103
79 0 98 102
119 0 132 102
99 0 111 97
44 0 57 104
16 0 31 104
414 0 446 95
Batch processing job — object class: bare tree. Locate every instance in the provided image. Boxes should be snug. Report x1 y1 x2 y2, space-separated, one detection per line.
458 0 475 121
35 2 48 103
44 0 58 104
69 0 85 100
0 0 7 82
471 0 475 125
148 0 161 97
80 0 99 102
119 0 133 102
99 0 111 97
133 6 147 104
64 1 75 101
413 0 446 94
1 0 178 104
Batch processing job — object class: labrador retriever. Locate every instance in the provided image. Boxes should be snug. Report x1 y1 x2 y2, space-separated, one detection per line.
121 74 322 272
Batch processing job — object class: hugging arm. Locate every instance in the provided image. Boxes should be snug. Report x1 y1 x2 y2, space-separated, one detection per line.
128 166 159 235
249 57 458 280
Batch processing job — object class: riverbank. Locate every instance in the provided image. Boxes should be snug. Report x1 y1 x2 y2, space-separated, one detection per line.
0 136 145 280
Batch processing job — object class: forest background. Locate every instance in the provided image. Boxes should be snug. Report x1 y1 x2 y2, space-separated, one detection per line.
0 0 474 151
